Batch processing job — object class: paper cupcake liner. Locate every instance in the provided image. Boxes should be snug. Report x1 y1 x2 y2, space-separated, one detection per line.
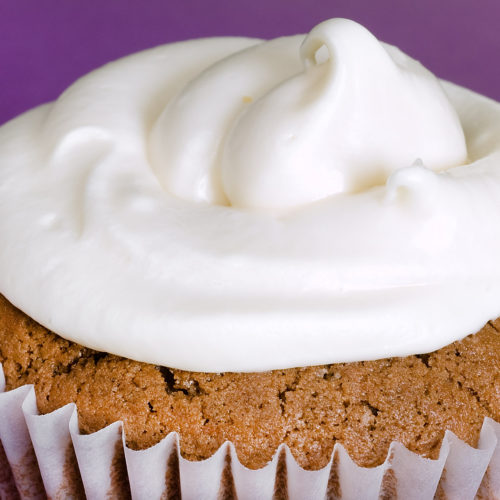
0 364 498 500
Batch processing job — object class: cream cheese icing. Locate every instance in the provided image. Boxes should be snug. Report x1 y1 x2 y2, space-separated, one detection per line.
1 19 500 372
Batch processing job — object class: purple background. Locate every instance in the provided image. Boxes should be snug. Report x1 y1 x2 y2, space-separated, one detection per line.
1 0 499 125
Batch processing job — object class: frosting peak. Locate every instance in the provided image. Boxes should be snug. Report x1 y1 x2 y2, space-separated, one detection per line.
150 19 467 210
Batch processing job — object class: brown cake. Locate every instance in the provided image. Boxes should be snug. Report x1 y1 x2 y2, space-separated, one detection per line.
1 293 498 471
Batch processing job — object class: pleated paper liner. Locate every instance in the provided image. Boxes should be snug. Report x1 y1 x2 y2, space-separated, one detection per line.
0 364 498 499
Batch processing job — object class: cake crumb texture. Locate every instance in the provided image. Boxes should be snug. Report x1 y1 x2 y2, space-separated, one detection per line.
0 294 498 470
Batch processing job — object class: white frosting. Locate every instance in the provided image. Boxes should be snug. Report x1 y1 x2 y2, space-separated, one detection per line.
1 19 500 372
150 20 467 209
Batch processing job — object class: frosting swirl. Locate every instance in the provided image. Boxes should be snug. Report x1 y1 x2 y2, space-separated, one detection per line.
150 19 467 209
0 19 499 372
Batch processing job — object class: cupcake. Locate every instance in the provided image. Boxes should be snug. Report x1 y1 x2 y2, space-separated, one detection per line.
0 18 499 499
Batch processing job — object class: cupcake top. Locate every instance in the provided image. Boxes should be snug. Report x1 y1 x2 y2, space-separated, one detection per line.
1 19 500 372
